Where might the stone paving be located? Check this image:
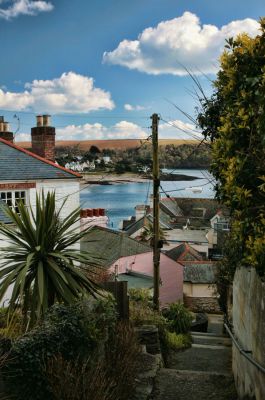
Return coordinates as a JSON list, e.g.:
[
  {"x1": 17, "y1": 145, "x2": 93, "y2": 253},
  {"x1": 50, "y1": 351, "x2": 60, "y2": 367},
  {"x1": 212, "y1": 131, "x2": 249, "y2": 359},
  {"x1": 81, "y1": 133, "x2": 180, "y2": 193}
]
[{"x1": 151, "y1": 317, "x2": 238, "y2": 400}]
